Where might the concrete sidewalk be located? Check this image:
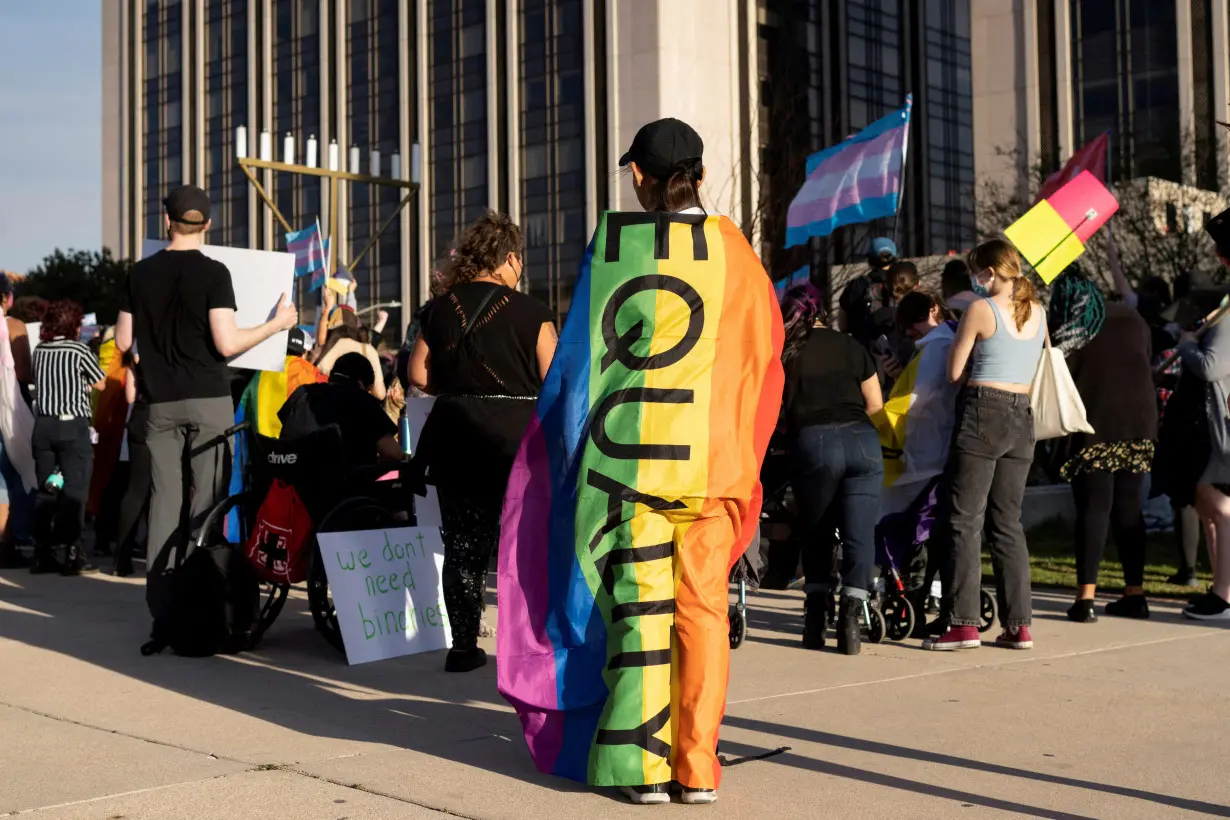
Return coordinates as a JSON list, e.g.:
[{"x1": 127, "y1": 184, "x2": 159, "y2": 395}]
[{"x1": 2, "y1": 569, "x2": 1229, "y2": 819}]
